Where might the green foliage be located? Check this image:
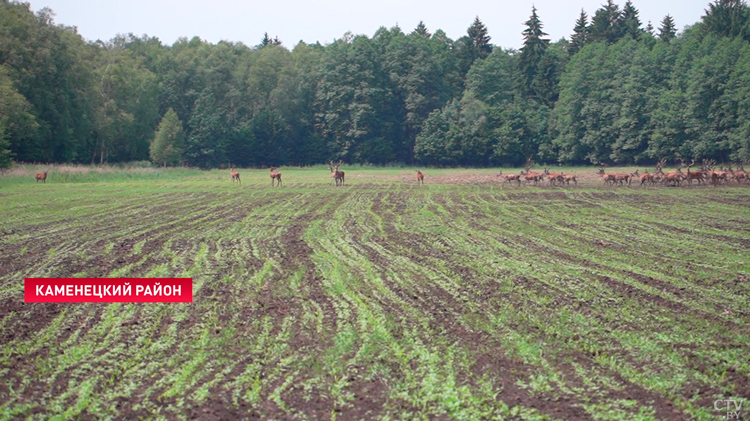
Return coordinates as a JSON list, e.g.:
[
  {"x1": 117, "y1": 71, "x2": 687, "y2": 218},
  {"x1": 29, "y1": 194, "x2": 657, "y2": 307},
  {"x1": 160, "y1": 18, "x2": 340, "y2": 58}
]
[
  {"x1": 0, "y1": 121, "x2": 13, "y2": 171},
  {"x1": 150, "y1": 109, "x2": 185, "y2": 166},
  {"x1": 519, "y1": 6, "x2": 551, "y2": 101},
  {"x1": 658, "y1": 14, "x2": 678, "y2": 43},
  {"x1": 701, "y1": 0, "x2": 750, "y2": 40},
  {"x1": 569, "y1": 10, "x2": 590, "y2": 55},
  {"x1": 1, "y1": 0, "x2": 750, "y2": 167}
]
